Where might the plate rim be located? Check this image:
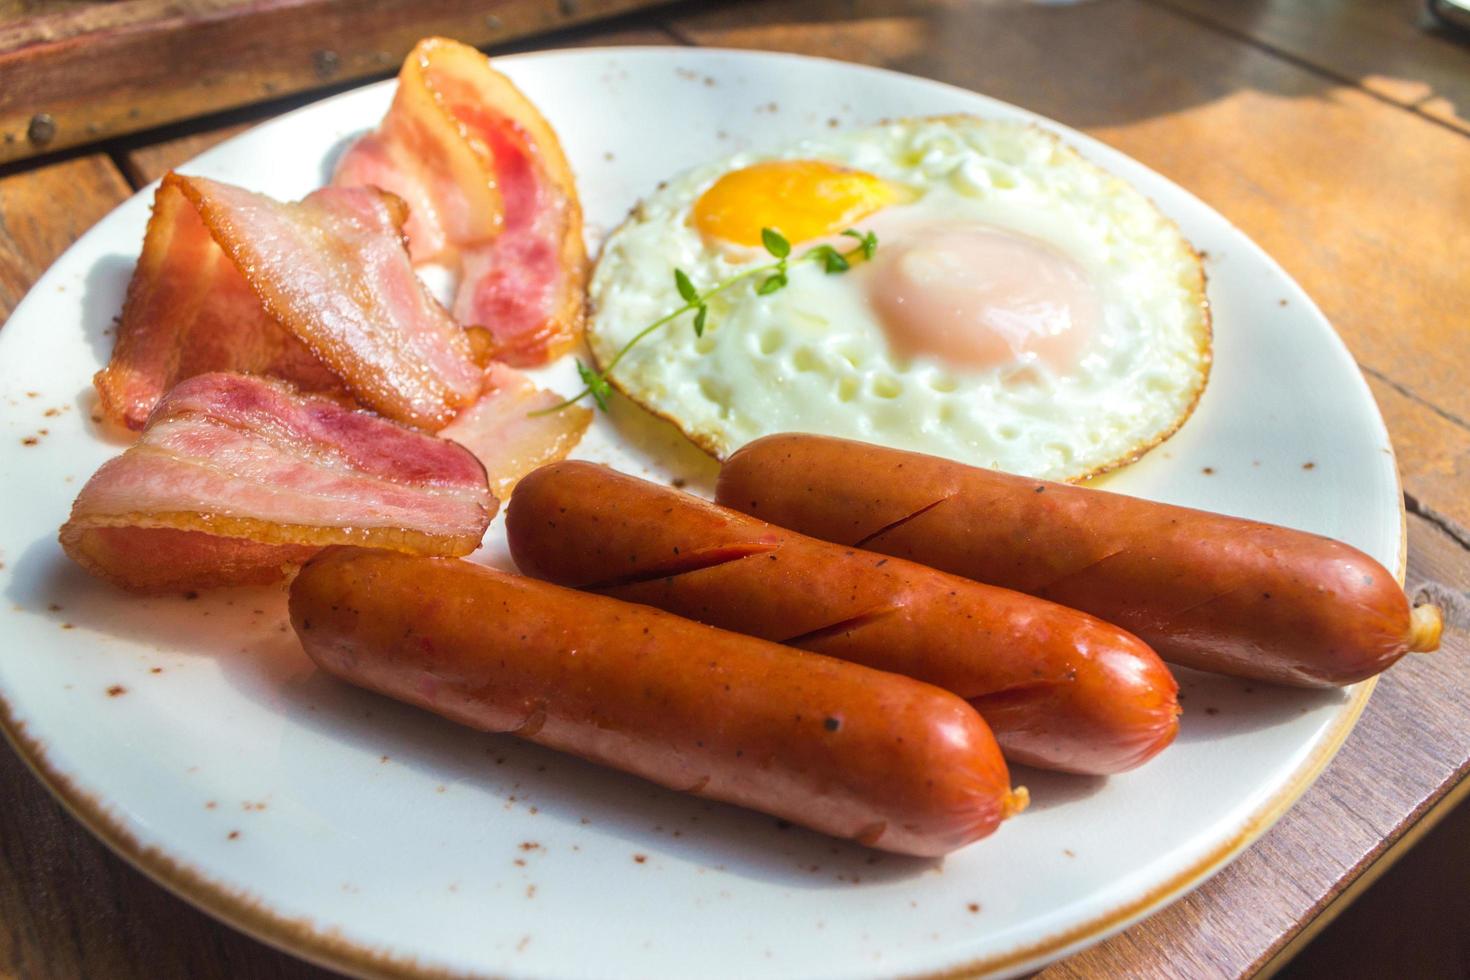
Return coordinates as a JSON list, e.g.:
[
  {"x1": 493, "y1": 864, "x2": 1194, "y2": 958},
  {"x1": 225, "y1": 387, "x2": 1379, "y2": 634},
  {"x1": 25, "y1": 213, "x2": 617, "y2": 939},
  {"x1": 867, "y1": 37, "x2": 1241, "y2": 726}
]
[{"x1": 0, "y1": 44, "x2": 1404, "y2": 979}]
